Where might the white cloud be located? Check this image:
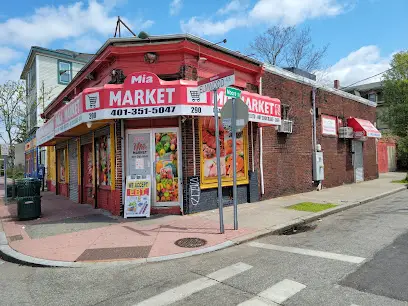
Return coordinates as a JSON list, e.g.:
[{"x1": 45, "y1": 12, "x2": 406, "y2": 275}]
[
  {"x1": 181, "y1": 0, "x2": 344, "y2": 36},
  {"x1": 316, "y1": 46, "x2": 391, "y2": 87},
  {"x1": 217, "y1": 0, "x2": 249, "y2": 15},
  {"x1": 170, "y1": 0, "x2": 182, "y2": 16},
  {"x1": 64, "y1": 36, "x2": 102, "y2": 54},
  {"x1": 0, "y1": 1, "x2": 153, "y2": 48},
  {"x1": 181, "y1": 16, "x2": 248, "y2": 36},
  {"x1": 0, "y1": 47, "x2": 22, "y2": 64},
  {"x1": 0, "y1": 63, "x2": 24, "y2": 84},
  {"x1": 249, "y1": 0, "x2": 343, "y2": 25}
]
